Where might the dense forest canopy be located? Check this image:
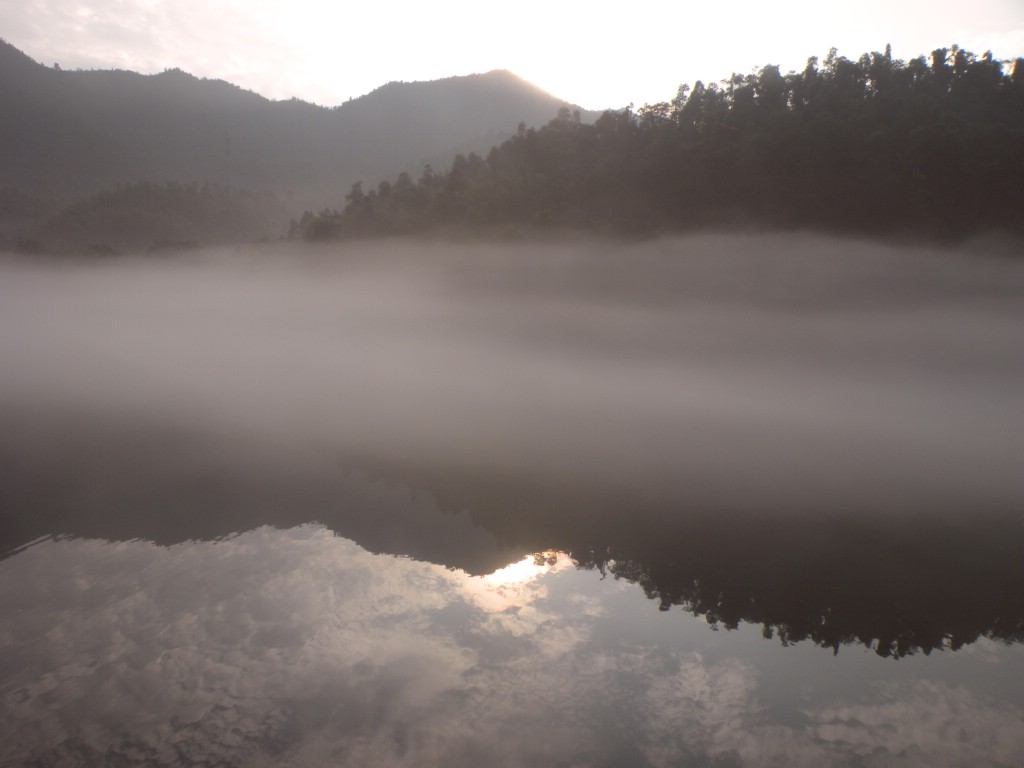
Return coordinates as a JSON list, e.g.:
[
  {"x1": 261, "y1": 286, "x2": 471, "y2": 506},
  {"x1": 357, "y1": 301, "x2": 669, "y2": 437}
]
[{"x1": 294, "y1": 45, "x2": 1024, "y2": 242}]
